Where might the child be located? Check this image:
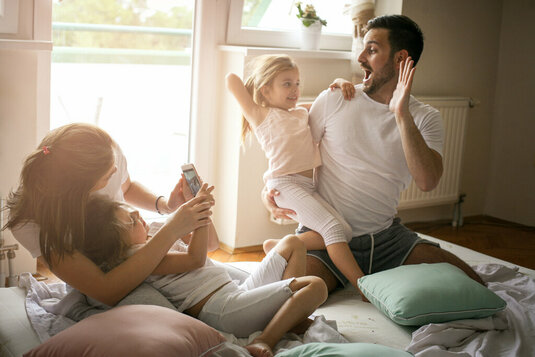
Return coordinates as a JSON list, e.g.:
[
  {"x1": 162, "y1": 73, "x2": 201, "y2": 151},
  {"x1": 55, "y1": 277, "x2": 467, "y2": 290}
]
[
  {"x1": 82, "y1": 188, "x2": 328, "y2": 357},
  {"x1": 226, "y1": 55, "x2": 352, "y2": 254}
]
